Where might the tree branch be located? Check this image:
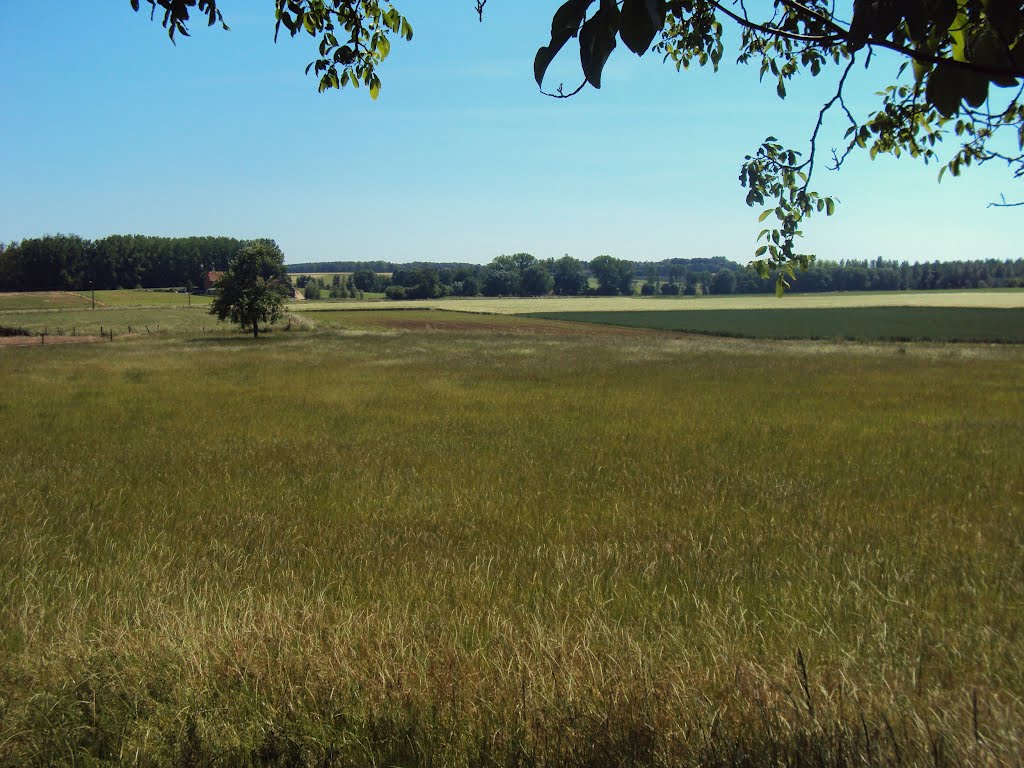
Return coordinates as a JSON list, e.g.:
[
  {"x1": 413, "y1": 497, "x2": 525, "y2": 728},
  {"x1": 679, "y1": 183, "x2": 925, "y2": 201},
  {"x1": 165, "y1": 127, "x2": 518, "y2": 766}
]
[
  {"x1": 719, "y1": 0, "x2": 1024, "y2": 80},
  {"x1": 541, "y1": 80, "x2": 588, "y2": 99},
  {"x1": 987, "y1": 194, "x2": 1024, "y2": 207},
  {"x1": 711, "y1": 1, "x2": 839, "y2": 44}
]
